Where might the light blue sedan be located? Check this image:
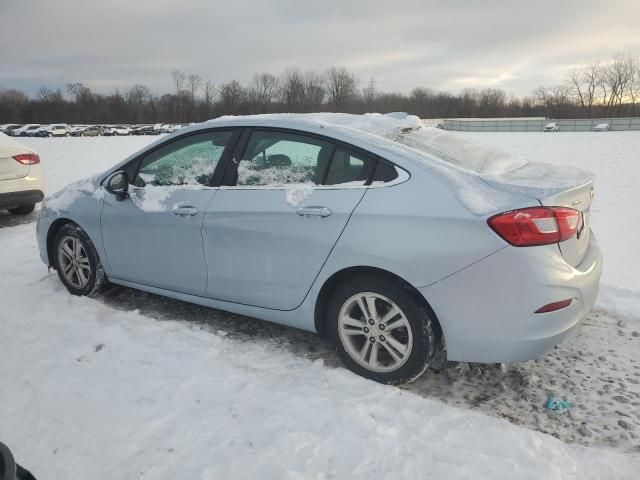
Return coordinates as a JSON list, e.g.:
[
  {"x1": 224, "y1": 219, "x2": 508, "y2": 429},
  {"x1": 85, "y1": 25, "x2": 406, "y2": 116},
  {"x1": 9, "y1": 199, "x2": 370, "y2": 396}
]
[{"x1": 36, "y1": 114, "x2": 602, "y2": 384}]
